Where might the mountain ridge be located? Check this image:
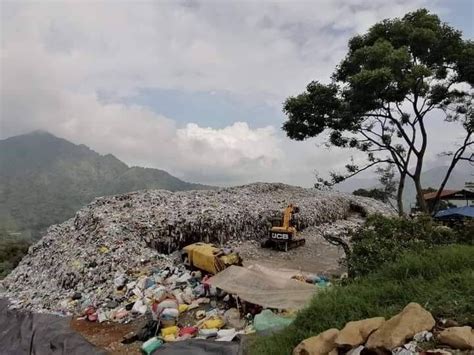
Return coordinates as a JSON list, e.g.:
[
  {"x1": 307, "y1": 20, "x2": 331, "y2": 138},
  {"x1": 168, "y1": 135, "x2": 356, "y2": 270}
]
[{"x1": 0, "y1": 131, "x2": 213, "y2": 240}]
